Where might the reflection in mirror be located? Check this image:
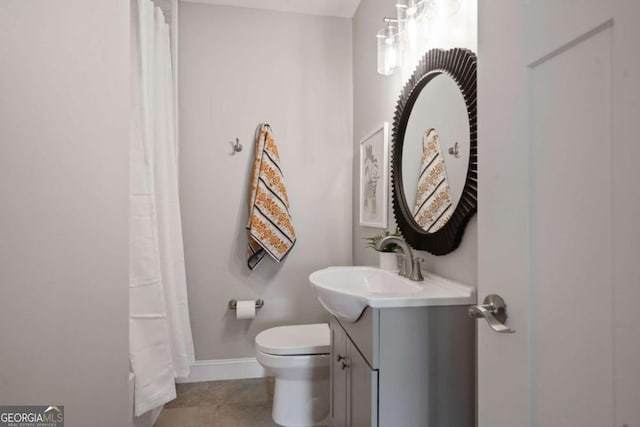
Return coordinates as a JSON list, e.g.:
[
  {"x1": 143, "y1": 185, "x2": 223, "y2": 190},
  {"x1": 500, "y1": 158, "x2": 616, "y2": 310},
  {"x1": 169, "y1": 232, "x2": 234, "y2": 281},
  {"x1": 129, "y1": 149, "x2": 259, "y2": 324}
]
[
  {"x1": 391, "y1": 48, "x2": 477, "y2": 255},
  {"x1": 401, "y1": 73, "x2": 470, "y2": 233}
]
